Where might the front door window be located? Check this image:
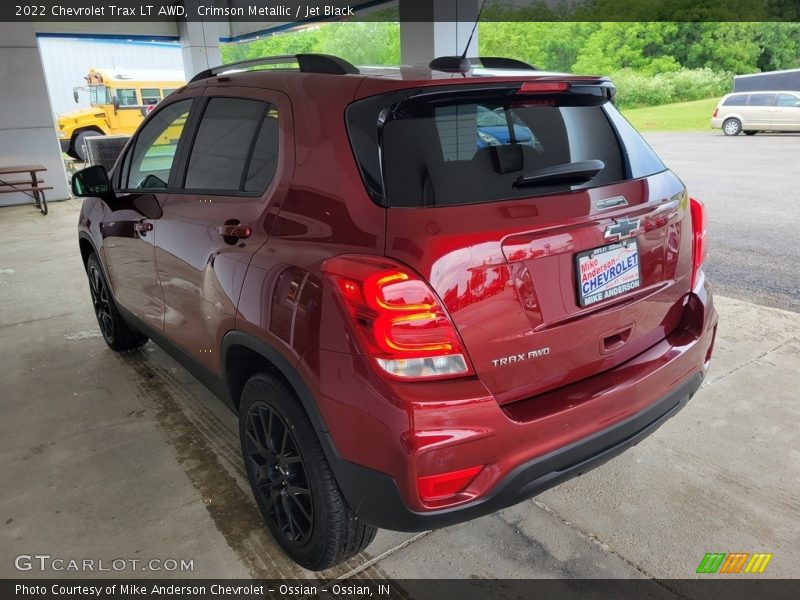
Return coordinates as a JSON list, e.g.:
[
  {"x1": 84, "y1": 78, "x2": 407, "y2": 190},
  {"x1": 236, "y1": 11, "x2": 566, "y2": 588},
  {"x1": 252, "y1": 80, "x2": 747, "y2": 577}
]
[{"x1": 124, "y1": 99, "x2": 192, "y2": 190}]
